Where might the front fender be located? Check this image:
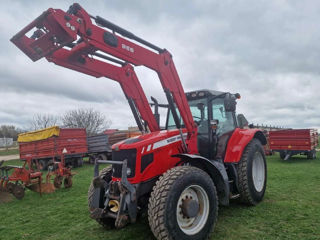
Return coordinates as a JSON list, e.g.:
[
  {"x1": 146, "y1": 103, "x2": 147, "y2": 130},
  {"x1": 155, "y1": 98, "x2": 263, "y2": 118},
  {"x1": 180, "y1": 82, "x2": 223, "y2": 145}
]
[
  {"x1": 224, "y1": 128, "x2": 267, "y2": 163},
  {"x1": 174, "y1": 154, "x2": 230, "y2": 206}
]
